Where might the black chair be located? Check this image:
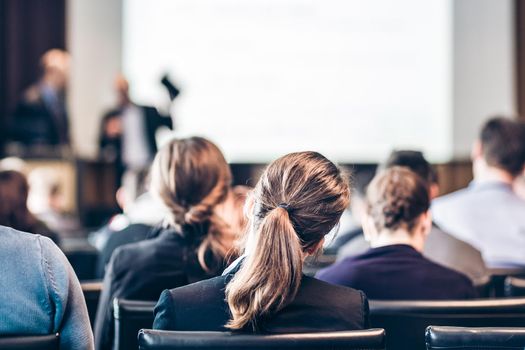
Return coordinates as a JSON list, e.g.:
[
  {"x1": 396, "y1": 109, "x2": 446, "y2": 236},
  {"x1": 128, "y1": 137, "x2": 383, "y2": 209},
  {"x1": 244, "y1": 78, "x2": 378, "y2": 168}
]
[
  {"x1": 81, "y1": 280, "x2": 103, "y2": 328},
  {"x1": 487, "y1": 268, "x2": 525, "y2": 297},
  {"x1": 370, "y1": 298, "x2": 525, "y2": 350},
  {"x1": 64, "y1": 245, "x2": 99, "y2": 281},
  {"x1": 138, "y1": 329, "x2": 386, "y2": 350},
  {"x1": 504, "y1": 277, "x2": 525, "y2": 297},
  {"x1": 0, "y1": 334, "x2": 59, "y2": 350},
  {"x1": 426, "y1": 326, "x2": 525, "y2": 350},
  {"x1": 113, "y1": 299, "x2": 156, "y2": 350}
]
